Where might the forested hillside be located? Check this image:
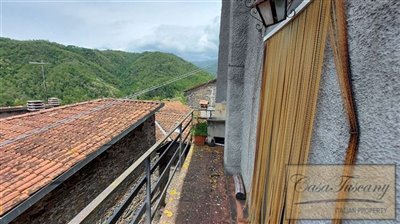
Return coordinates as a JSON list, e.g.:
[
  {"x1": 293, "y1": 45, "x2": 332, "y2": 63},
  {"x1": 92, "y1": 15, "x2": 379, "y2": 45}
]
[
  {"x1": 0, "y1": 38, "x2": 213, "y2": 106},
  {"x1": 192, "y1": 60, "x2": 218, "y2": 76}
]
